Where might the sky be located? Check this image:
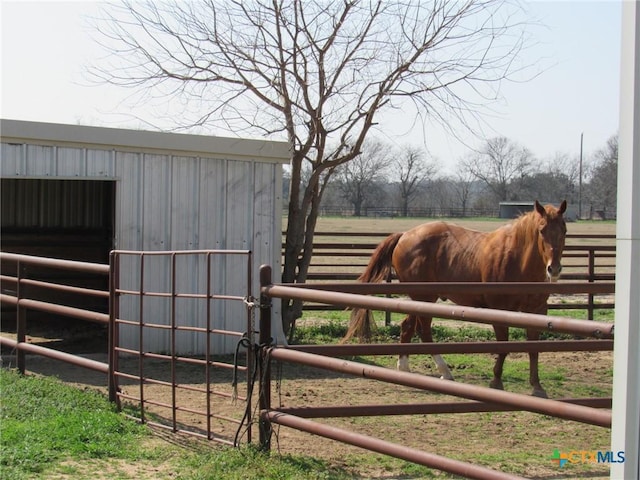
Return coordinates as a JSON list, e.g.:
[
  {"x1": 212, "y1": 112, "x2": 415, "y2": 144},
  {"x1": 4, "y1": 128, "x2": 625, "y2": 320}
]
[{"x1": 0, "y1": 1, "x2": 622, "y2": 174}]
